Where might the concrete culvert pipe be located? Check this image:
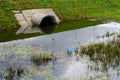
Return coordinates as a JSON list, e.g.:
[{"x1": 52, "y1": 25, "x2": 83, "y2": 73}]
[{"x1": 31, "y1": 13, "x2": 57, "y2": 34}]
